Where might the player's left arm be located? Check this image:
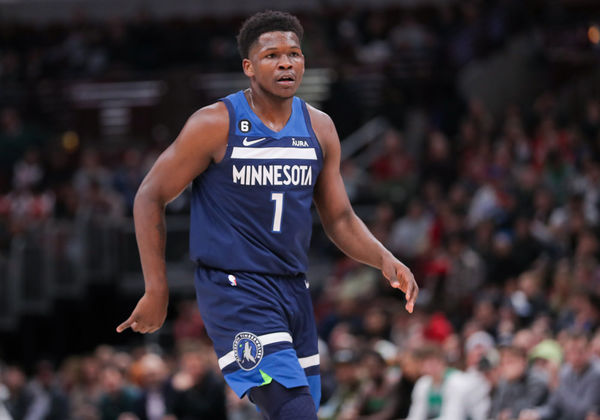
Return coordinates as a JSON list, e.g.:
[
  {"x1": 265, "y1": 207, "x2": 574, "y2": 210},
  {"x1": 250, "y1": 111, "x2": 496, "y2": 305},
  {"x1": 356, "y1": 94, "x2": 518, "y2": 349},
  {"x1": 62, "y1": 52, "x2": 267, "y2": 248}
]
[{"x1": 309, "y1": 106, "x2": 418, "y2": 313}]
